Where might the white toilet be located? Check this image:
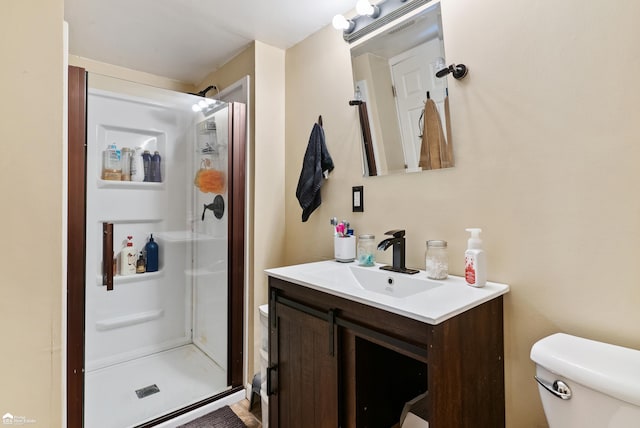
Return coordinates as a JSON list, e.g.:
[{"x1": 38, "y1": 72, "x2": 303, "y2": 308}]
[{"x1": 530, "y1": 333, "x2": 640, "y2": 427}]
